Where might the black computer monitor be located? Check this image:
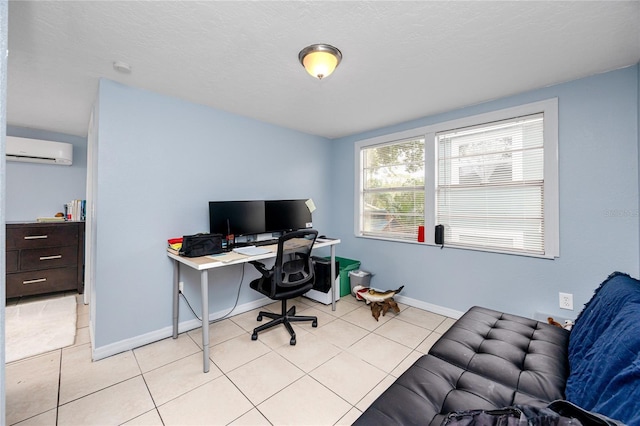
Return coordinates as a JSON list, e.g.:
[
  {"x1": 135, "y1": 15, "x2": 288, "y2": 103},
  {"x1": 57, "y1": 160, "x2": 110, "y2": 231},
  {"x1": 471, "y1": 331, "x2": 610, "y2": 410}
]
[
  {"x1": 265, "y1": 199, "x2": 313, "y2": 233},
  {"x1": 209, "y1": 201, "x2": 266, "y2": 236}
]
